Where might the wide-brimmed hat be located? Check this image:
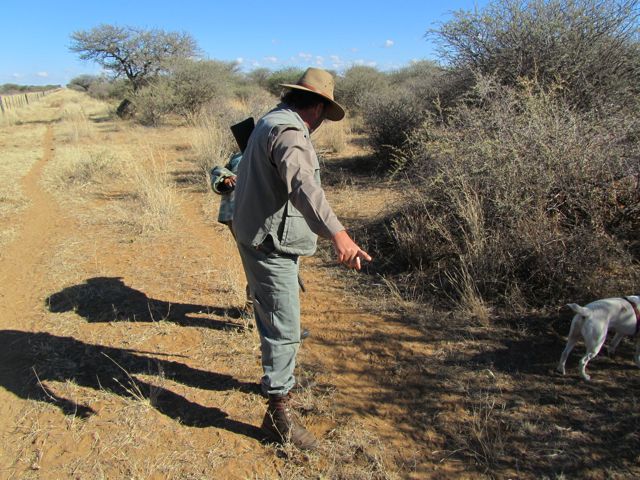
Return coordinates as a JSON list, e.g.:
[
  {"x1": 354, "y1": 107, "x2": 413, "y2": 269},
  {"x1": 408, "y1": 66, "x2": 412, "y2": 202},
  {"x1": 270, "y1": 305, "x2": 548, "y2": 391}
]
[{"x1": 280, "y1": 67, "x2": 345, "y2": 121}]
